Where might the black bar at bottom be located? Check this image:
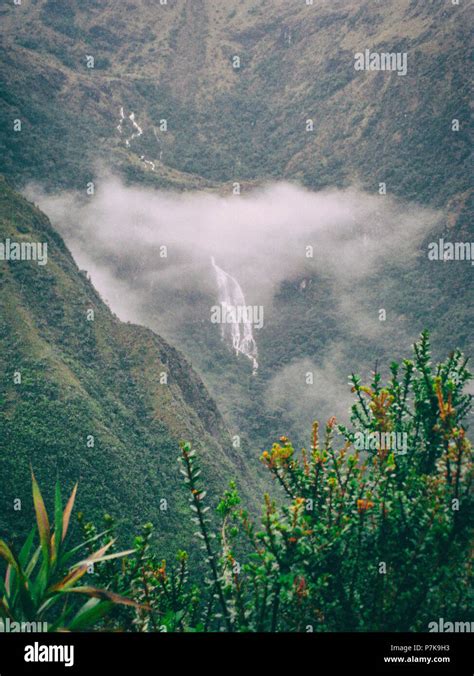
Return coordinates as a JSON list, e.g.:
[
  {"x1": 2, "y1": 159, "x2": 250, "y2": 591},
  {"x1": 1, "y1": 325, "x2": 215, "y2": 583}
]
[{"x1": 0, "y1": 632, "x2": 470, "y2": 675}]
